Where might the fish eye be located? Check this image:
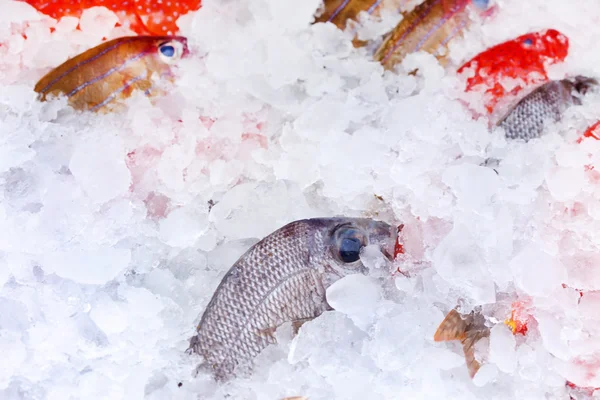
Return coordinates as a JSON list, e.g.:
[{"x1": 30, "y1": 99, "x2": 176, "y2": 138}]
[
  {"x1": 333, "y1": 225, "x2": 366, "y2": 264},
  {"x1": 160, "y1": 45, "x2": 175, "y2": 57},
  {"x1": 339, "y1": 237, "x2": 362, "y2": 263},
  {"x1": 472, "y1": 0, "x2": 489, "y2": 9},
  {"x1": 523, "y1": 38, "x2": 533, "y2": 46},
  {"x1": 158, "y1": 41, "x2": 184, "y2": 64}
]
